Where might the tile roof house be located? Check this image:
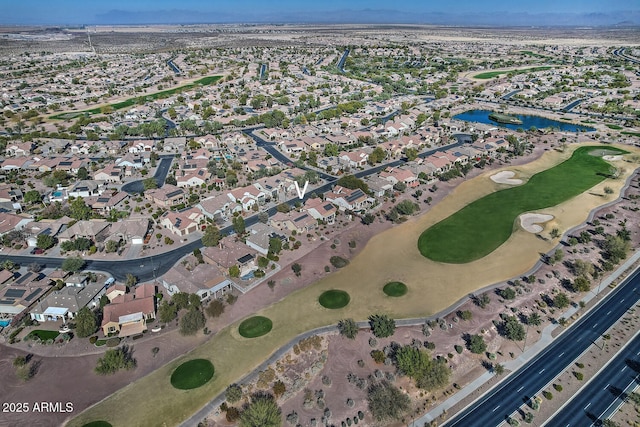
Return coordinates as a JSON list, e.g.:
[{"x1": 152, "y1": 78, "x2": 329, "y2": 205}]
[
  {"x1": 246, "y1": 223, "x2": 286, "y2": 255},
  {"x1": 303, "y1": 197, "x2": 337, "y2": 224},
  {"x1": 57, "y1": 220, "x2": 111, "y2": 243},
  {"x1": 93, "y1": 164, "x2": 124, "y2": 183},
  {"x1": 30, "y1": 281, "x2": 107, "y2": 323},
  {"x1": 271, "y1": 211, "x2": 317, "y2": 234},
  {"x1": 160, "y1": 207, "x2": 203, "y2": 236},
  {"x1": 324, "y1": 186, "x2": 375, "y2": 212},
  {"x1": 145, "y1": 184, "x2": 186, "y2": 208},
  {"x1": 0, "y1": 212, "x2": 32, "y2": 235},
  {"x1": 101, "y1": 283, "x2": 156, "y2": 337}
]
